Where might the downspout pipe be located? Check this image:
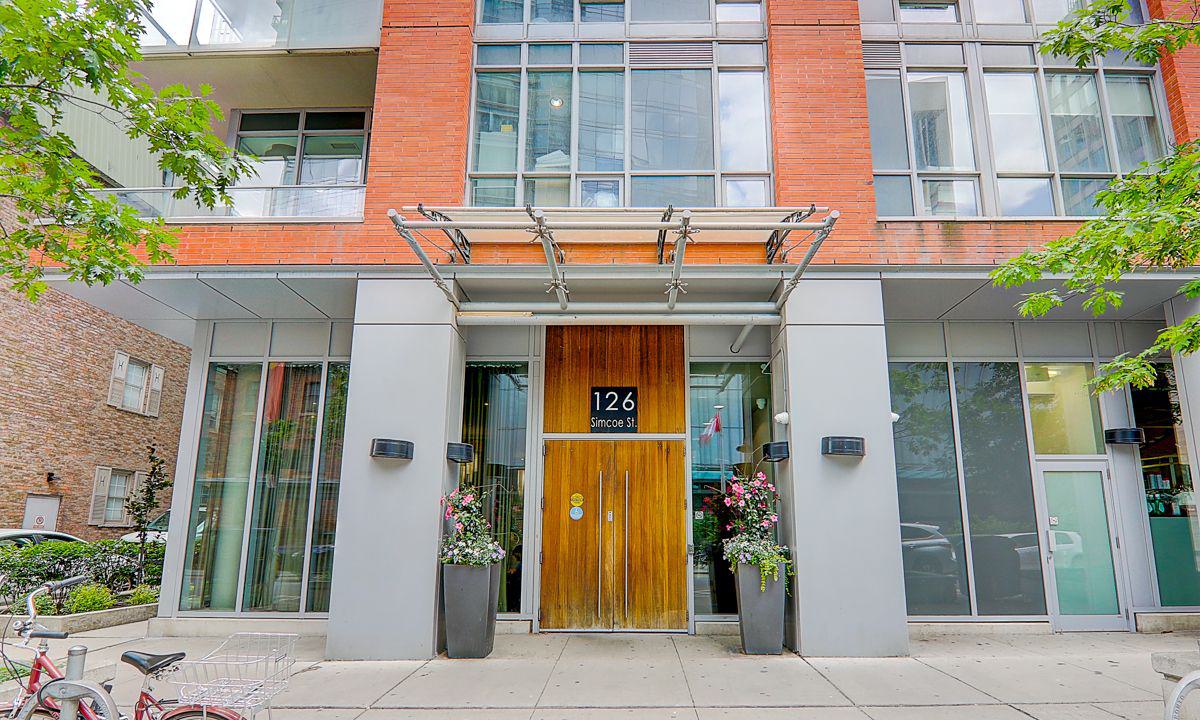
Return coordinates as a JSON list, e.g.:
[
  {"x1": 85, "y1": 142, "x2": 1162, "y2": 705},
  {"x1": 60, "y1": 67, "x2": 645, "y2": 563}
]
[{"x1": 388, "y1": 209, "x2": 462, "y2": 311}]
